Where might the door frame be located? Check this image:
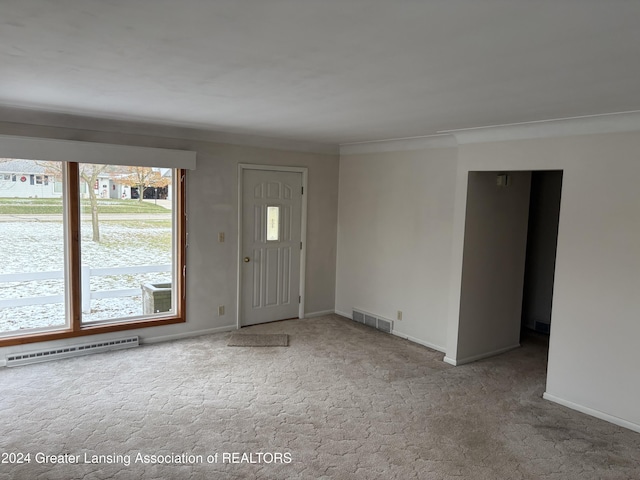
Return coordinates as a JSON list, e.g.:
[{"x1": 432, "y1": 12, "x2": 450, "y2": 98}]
[{"x1": 236, "y1": 164, "x2": 308, "y2": 328}]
